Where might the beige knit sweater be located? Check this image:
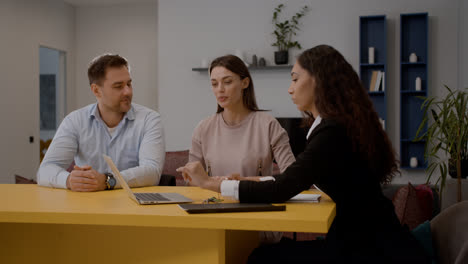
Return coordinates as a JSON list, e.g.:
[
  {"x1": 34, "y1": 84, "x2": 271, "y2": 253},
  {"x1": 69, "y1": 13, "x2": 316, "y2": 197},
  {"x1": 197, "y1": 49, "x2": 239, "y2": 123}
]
[{"x1": 189, "y1": 111, "x2": 295, "y2": 177}]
